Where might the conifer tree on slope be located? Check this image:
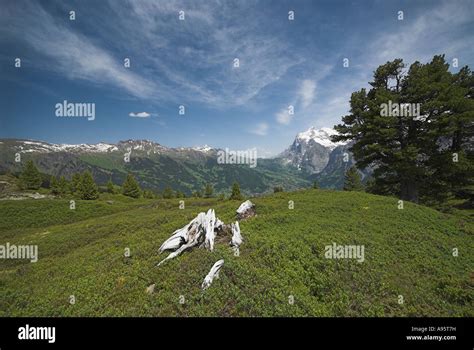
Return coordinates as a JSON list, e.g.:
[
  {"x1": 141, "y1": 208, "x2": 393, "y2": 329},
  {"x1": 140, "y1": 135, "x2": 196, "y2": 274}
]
[
  {"x1": 162, "y1": 186, "x2": 175, "y2": 199},
  {"x1": 333, "y1": 55, "x2": 473, "y2": 204},
  {"x1": 204, "y1": 183, "x2": 214, "y2": 198},
  {"x1": 343, "y1": 166, "x2": 364, "y2": 191},
  {"x1": 50, "y1": 176, "x2": 60, "y2": 195},
  {"x1": 78, "y1": 171, "x2": 99, "y2": 200},
  {"x1": 230, "y1": 181, "x2": 243, "y2": 200},
  {"x1": 71, "y1": 173, "x2": 82, "y2": 194},
  {"x1": 122, "y1": 174, "x2": 141, "y2": 198},
  {"x1": 106, "y1": 179, "x2": 115, "y2": 194},
  {"x1": 20, "y1": 160, "x2": 42, "y2": 190},
  {"x1": 58, "y1": 176, "x2": 69, "y2": 195}
]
